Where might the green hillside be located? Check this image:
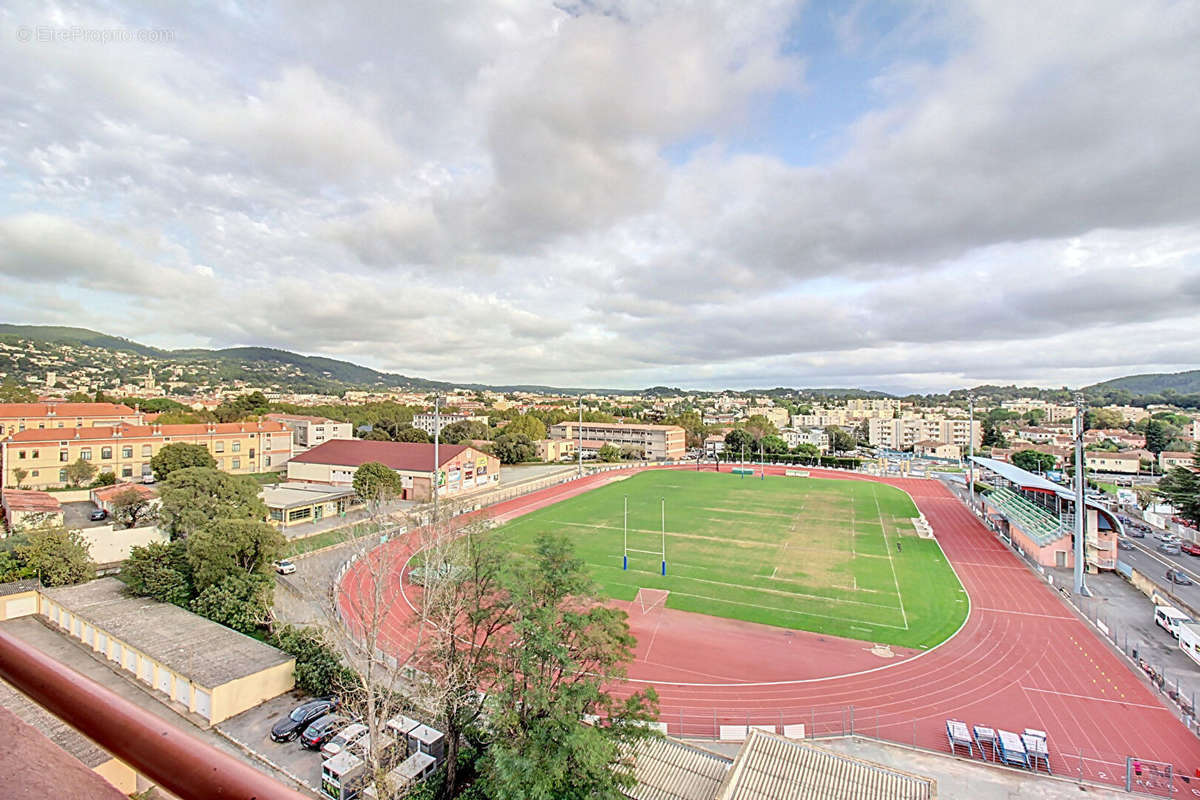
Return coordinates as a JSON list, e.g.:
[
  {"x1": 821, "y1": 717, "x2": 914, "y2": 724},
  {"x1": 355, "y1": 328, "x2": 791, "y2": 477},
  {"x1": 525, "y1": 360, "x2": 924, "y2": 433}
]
[
  {"x1": 0, "y1": 324, "x2": 164, "y2": 356},
  {"x1": 1084, "y1": 370, "x2": 1200, "y2": 396}
]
